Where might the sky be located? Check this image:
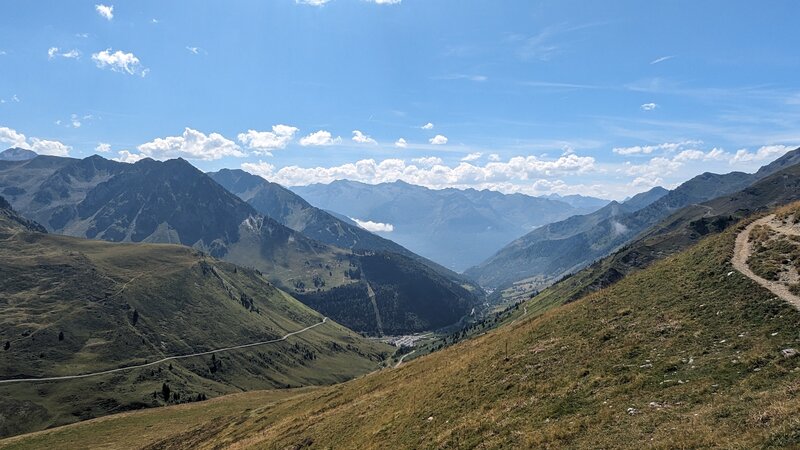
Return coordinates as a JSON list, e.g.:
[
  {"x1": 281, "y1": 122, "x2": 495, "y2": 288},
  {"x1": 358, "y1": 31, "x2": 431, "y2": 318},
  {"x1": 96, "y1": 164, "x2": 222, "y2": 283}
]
[{"x1": 1, "y1": 0, "x2": 799, "y2": 199}]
